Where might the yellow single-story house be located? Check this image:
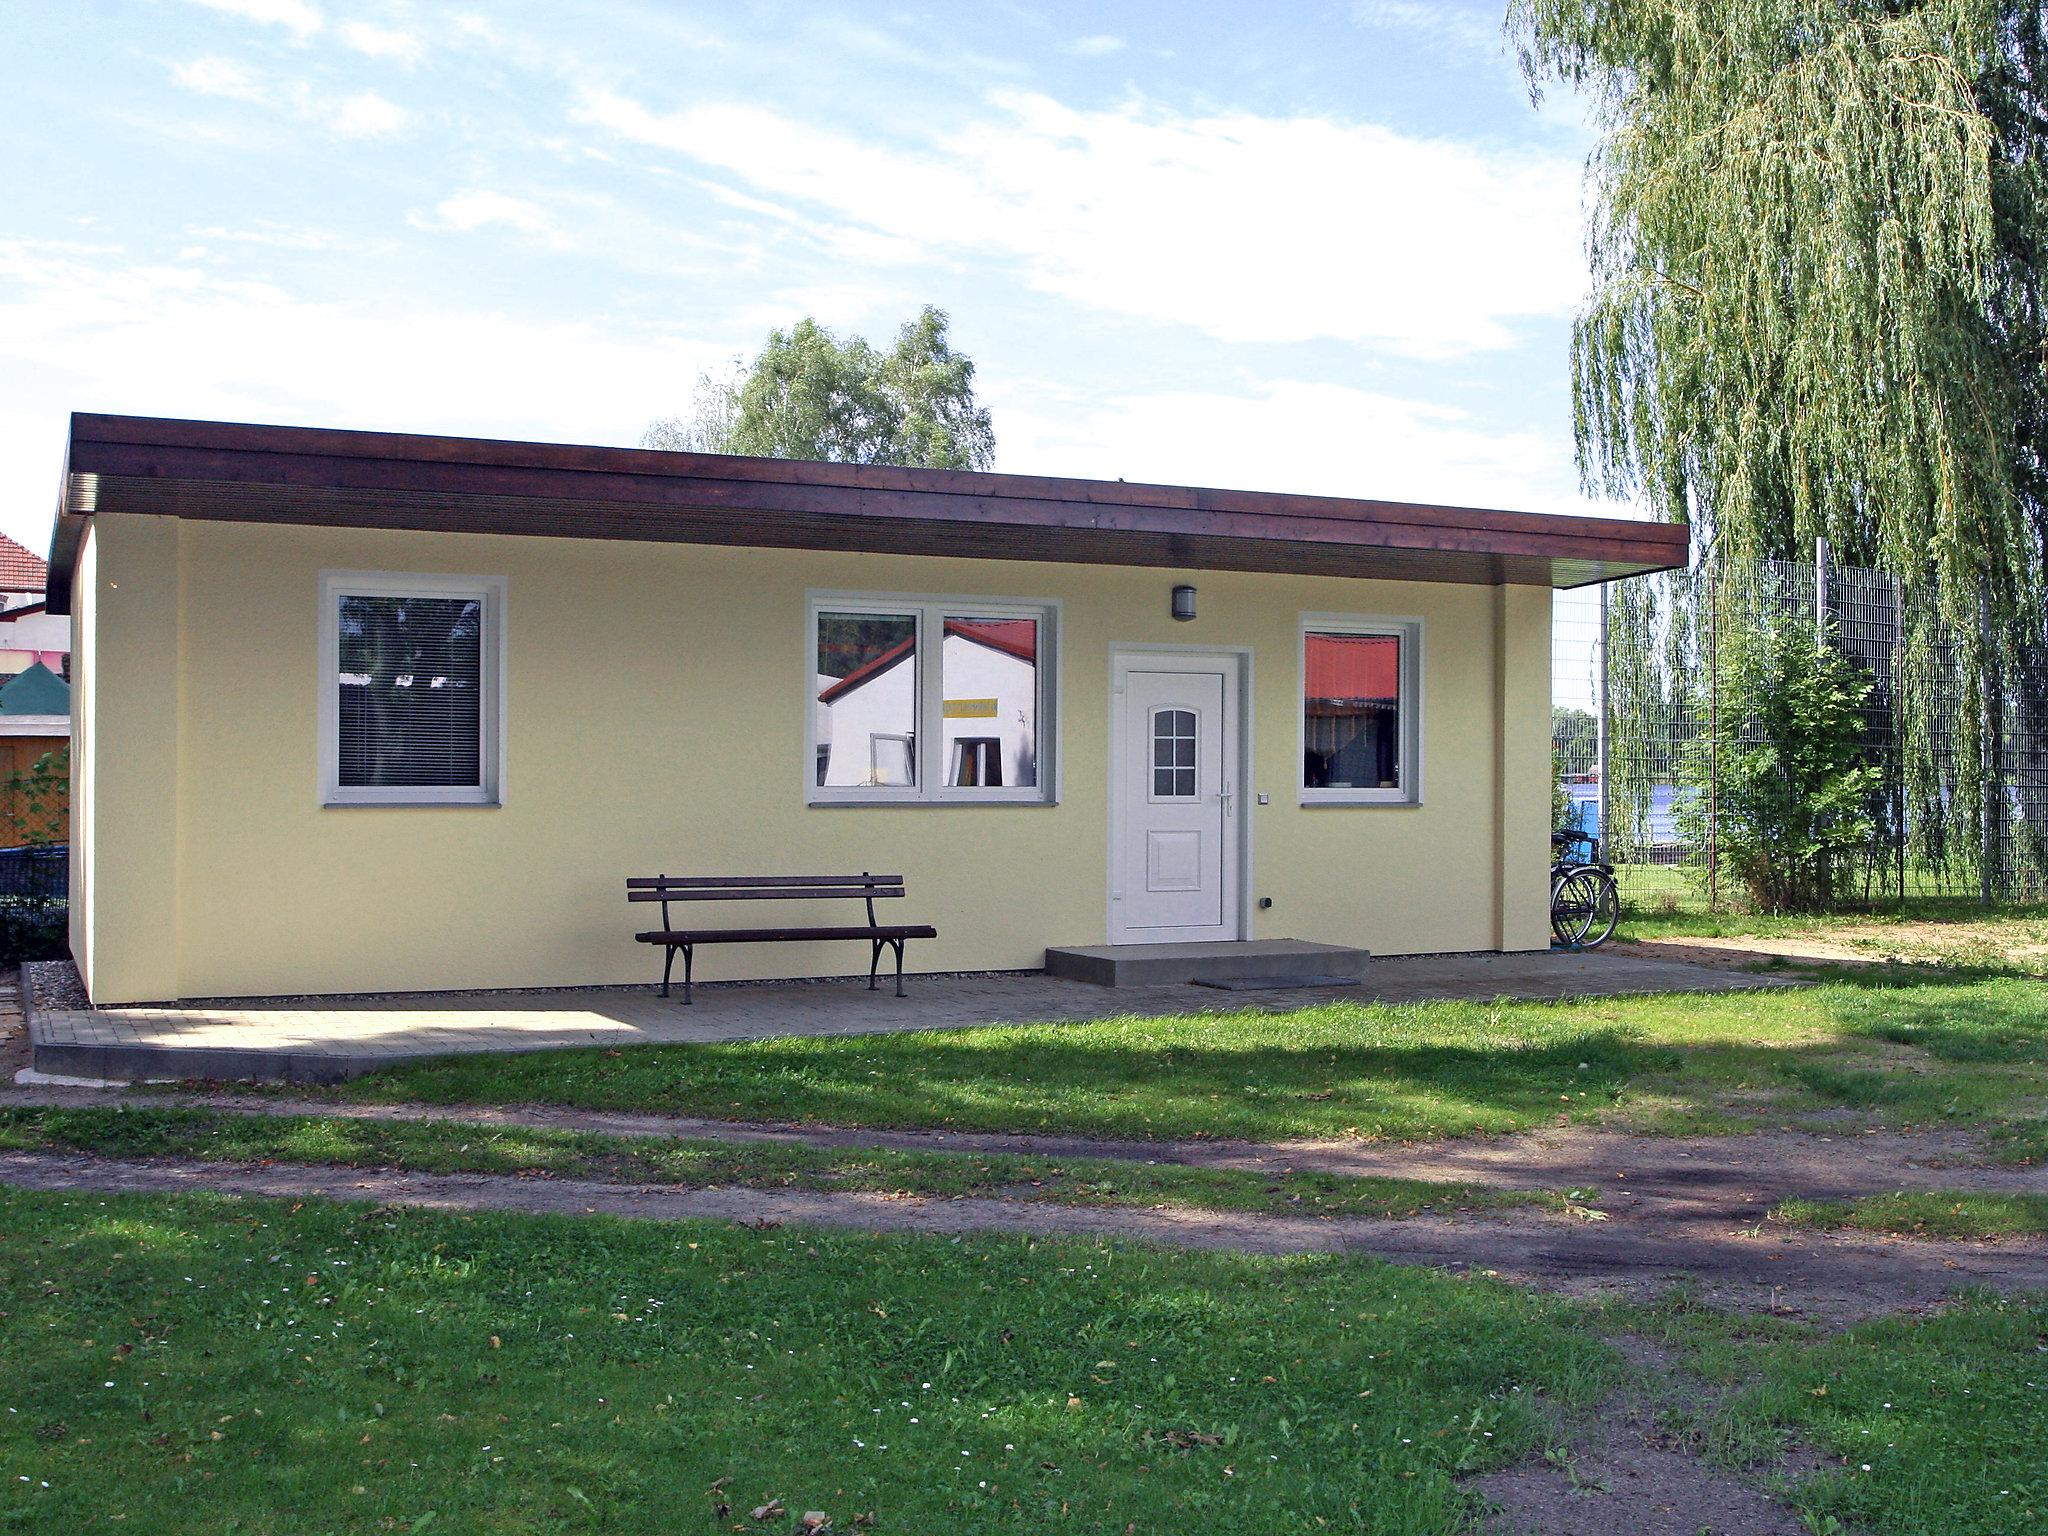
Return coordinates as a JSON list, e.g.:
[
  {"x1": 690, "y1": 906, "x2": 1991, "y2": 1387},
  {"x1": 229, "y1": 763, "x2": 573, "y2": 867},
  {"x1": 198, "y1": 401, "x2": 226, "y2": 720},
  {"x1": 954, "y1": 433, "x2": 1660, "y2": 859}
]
[{"x1": 48, "y1": 413, "x2": 1685, "y2": 1005}]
